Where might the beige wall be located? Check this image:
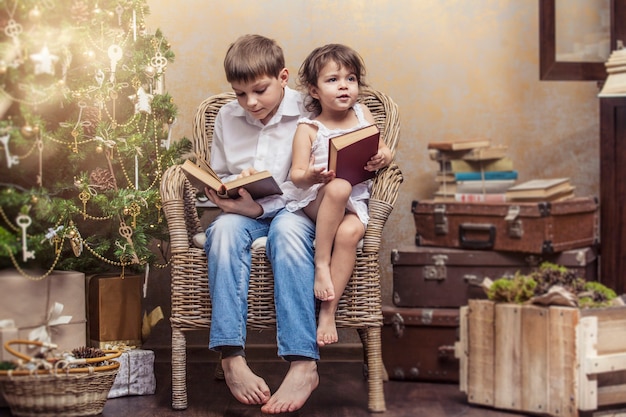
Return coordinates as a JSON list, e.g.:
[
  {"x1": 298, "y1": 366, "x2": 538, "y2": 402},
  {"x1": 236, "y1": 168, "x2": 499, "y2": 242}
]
[{"x1": 147, "y1": 0, "x2": 600, "y2": 306}]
